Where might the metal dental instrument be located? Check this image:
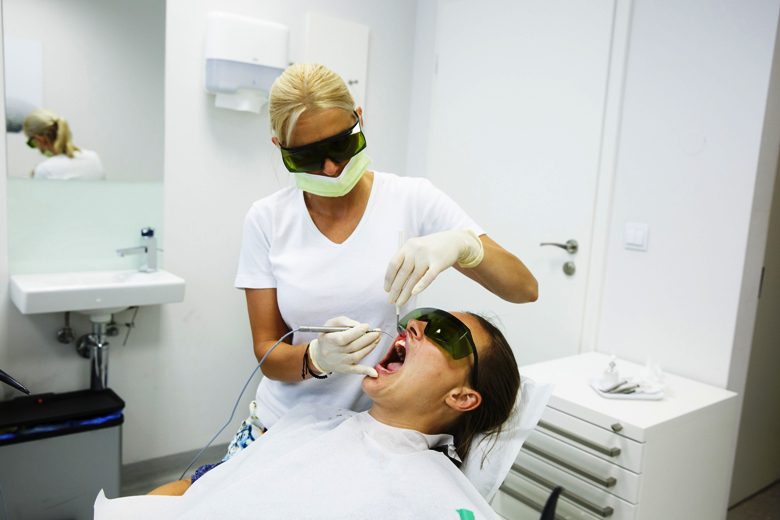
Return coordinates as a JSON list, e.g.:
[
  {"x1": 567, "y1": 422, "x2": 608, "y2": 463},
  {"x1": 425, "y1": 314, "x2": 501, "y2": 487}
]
[
  {"x1": 603, "y1": 379, "x2": 628, "y2": 393},
  {"x1": 613, "y1": 384, "x2": 640, "y2": 394},
  {"x1": 396, "y1": 230, "x2": 406, "y2": 336},
  {"x1": 298, "y1": 326, "x2": 384, "y2": 334},
  {"x1": 0, "y1": 368, "x2": 31, "y2": 395}
]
